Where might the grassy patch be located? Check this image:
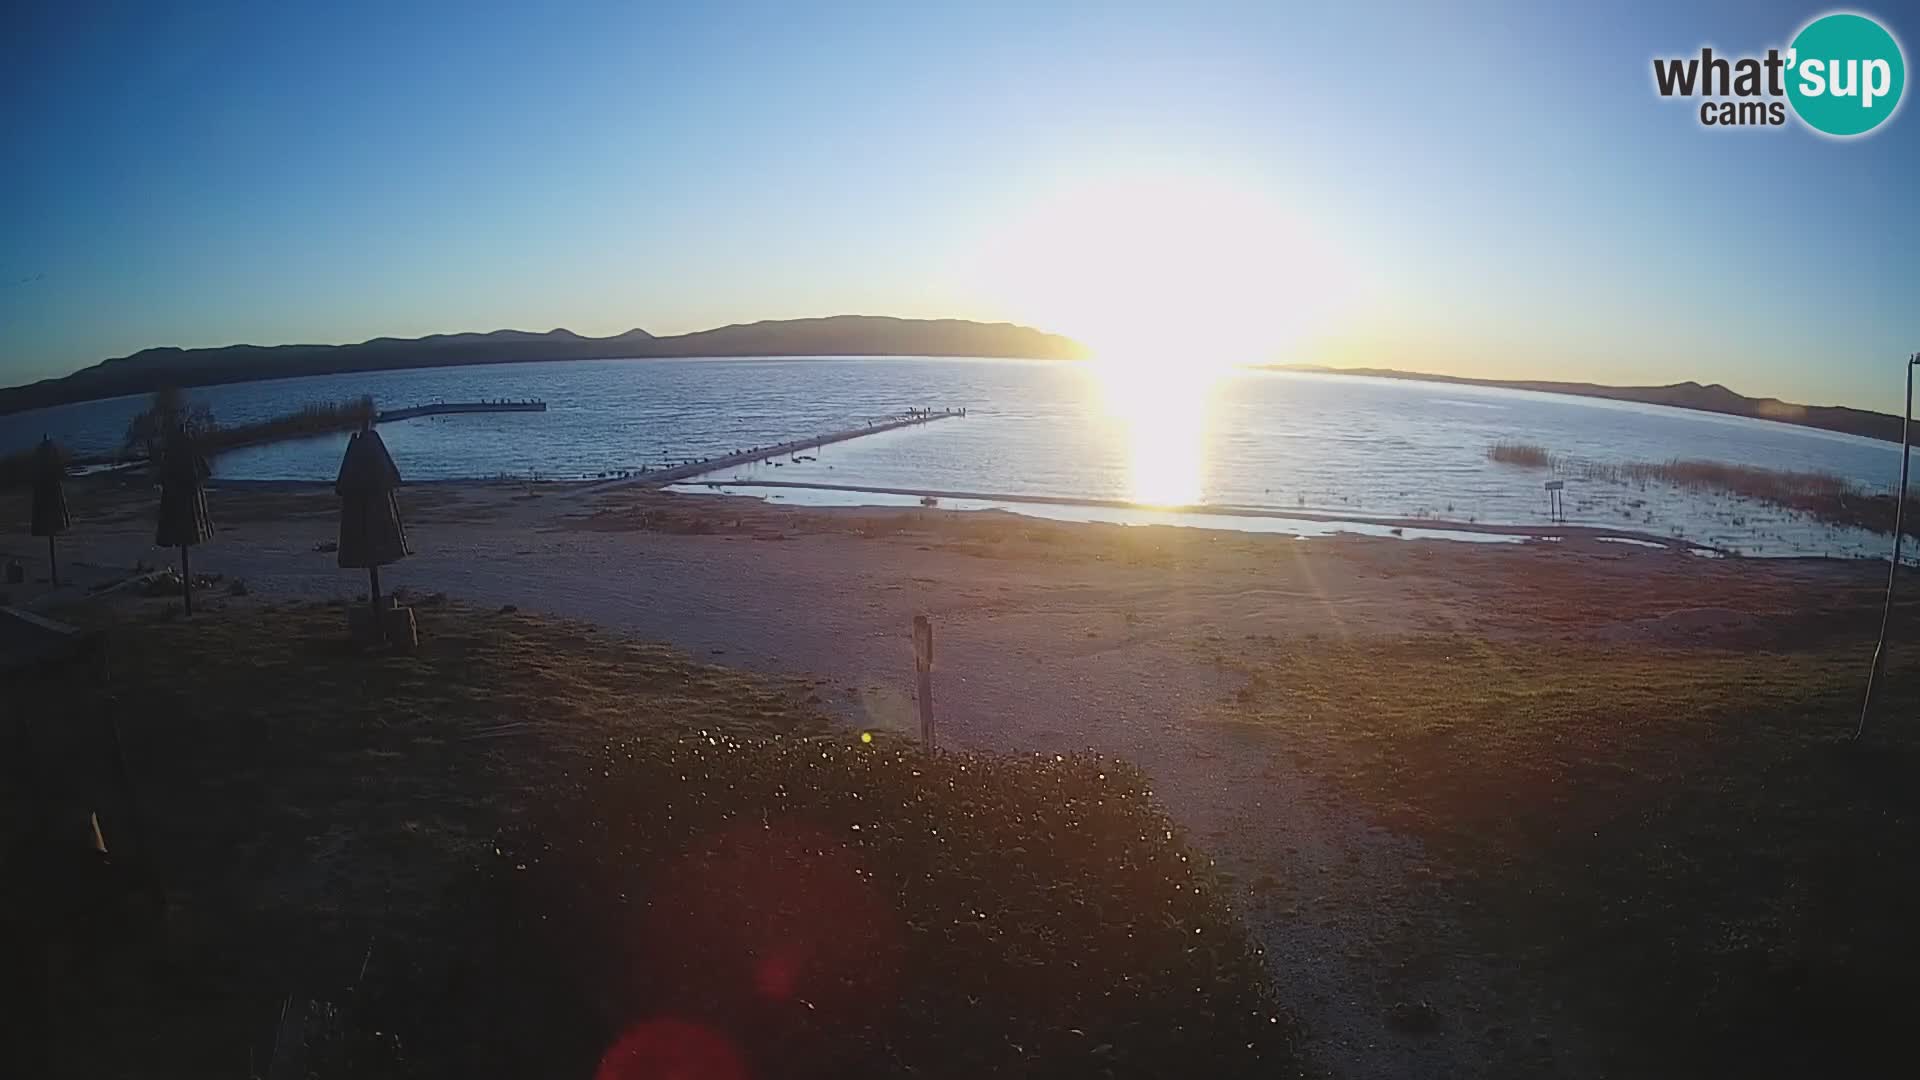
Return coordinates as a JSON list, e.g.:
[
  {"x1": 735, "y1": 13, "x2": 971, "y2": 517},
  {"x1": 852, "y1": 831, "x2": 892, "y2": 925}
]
[
  {"x1": 8, "y1": 600, "x2": 824, "y2": 1075},
  {"x1": 8, "y1": 600, "x2": 1297, "y2": 1077},
  {"x1": 453, "y1": 739, "x2": 1298, "y2": 1078},
  {"x1": 1214, "y1": 634, "x2": 1920, "y2": 1077}
]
